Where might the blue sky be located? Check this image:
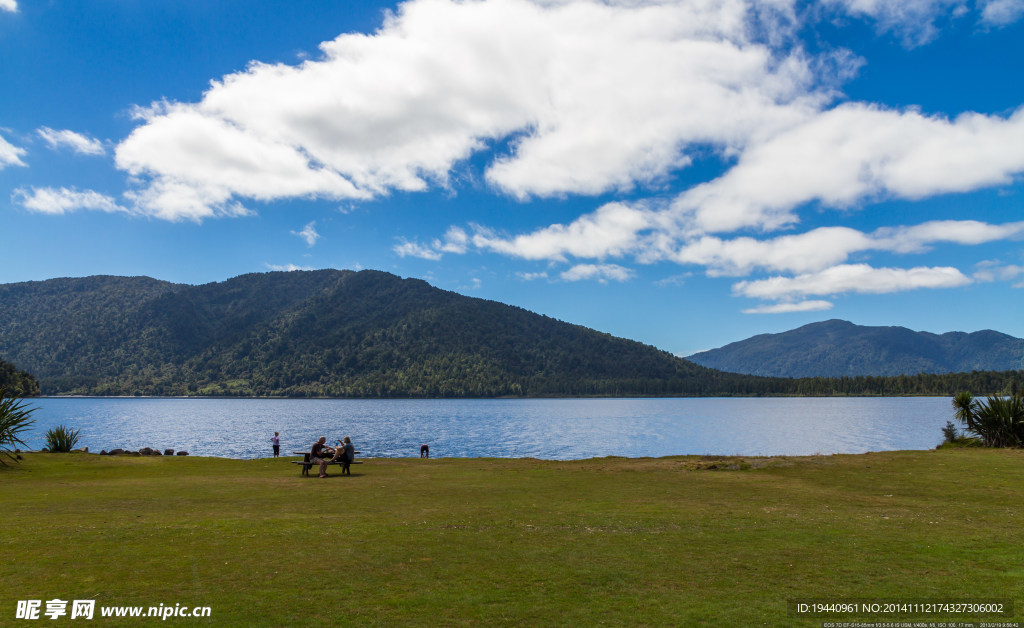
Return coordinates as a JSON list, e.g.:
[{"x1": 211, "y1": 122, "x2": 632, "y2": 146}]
[{"x1": 1, "y1": 0, "x2": 1023, "y2": 357}]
